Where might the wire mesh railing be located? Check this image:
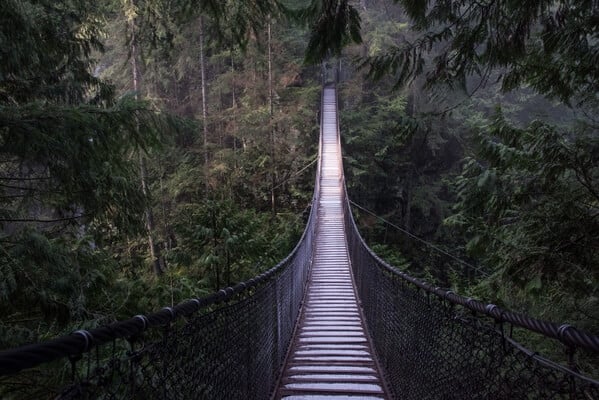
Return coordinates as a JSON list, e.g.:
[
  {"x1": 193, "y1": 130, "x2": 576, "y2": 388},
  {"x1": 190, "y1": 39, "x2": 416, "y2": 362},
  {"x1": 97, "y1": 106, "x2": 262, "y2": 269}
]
[
  {"x1": 4, "y1": 80, "x2": 599, "y2": 400},
  {"x1": 343, "y1": 186, "x2": 599, "y2": 399},
  {"x1": 0, "y1": 213, "x2": 316, "y2": 400},
  {"x1": 314, "y1": 72, "x2": 599, "y2": 399},
  {"x1": 0, "y1": 91, "x2": 326, "y2": 400}
]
